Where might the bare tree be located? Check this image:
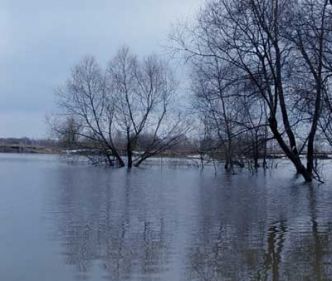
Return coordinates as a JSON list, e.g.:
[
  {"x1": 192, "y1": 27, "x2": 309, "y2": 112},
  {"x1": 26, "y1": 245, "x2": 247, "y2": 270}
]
[
  {"x1": 56, "y1": 56, "x2": 125, "y2": 166},
  {"x1": 52, "y1": 116, "x2": 82, "y2": 150},
  {"x1": 172, "y1": 0, "x2": 332, "y2": 181},
  {"x1": 107, "y1": 47, "x2": 187, "y2": 167},
  {"x1": 54, "y1": 48, "x2": 187, "y2": 168},
  {"x1": 191, "y1": 57, "x2": 269, "y2": 171},
  {"x1": 284, "y1": 0, "x2": 332, "y2": 178}
]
